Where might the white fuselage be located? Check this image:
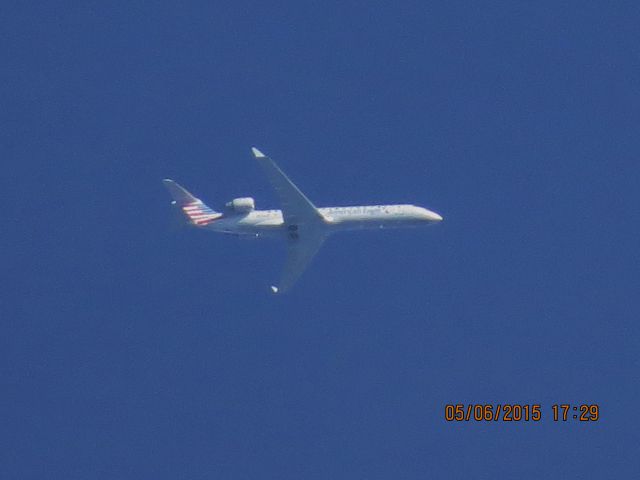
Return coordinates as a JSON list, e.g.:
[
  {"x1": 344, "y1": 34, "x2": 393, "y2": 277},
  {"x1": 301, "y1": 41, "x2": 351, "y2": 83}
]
[
  {"x1": 204, "y1": 204, "x2": 443, "y2": 237},
  {"x1": 163, "y1": 146, "x2": 444, "y2": 293}
]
